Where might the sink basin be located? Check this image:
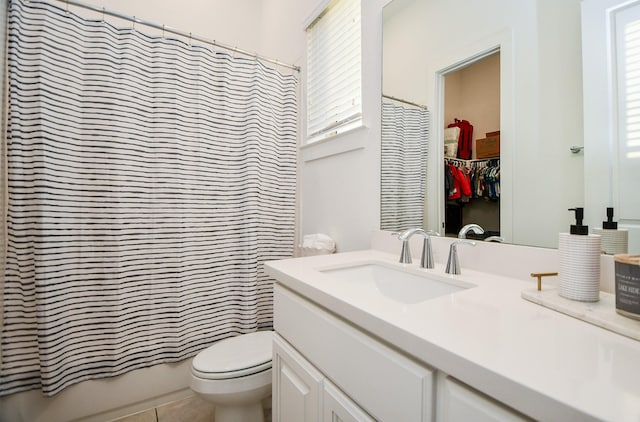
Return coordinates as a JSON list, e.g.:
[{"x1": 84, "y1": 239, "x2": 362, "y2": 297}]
[{"x1": 319, "y1": 263, "x2": 474, "y2": 304}]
